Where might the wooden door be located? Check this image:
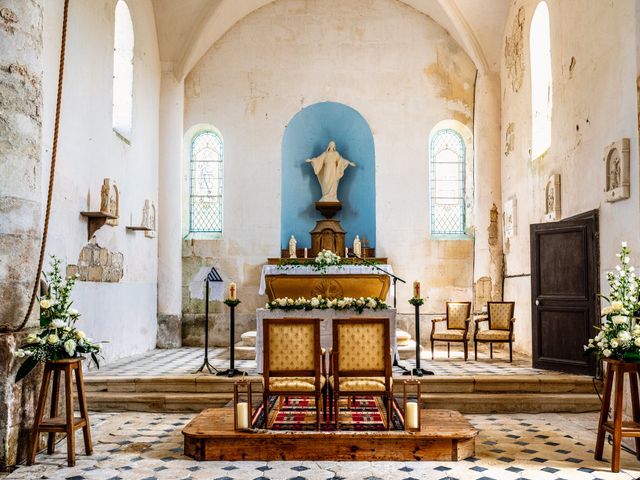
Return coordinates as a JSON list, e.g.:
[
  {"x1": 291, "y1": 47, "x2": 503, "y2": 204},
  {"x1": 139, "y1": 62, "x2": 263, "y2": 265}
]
[{"x1": 530, "y1": 210, "x2": 599, "y2": 375}]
